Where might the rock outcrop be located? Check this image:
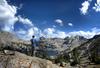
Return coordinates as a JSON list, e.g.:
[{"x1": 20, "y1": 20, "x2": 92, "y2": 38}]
[
  {"x1": 69, "y1": 34, "x2": 100, "y2": 66},
  {"x1": 0, "y1": 50, "x2": 62, "y2": 68},
  {"x1": 63, "y1": 35, "x2": 87, "y2": 51},
  {"x1": 0, "y1": 31, "x2": 32, "y2": 56}
]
